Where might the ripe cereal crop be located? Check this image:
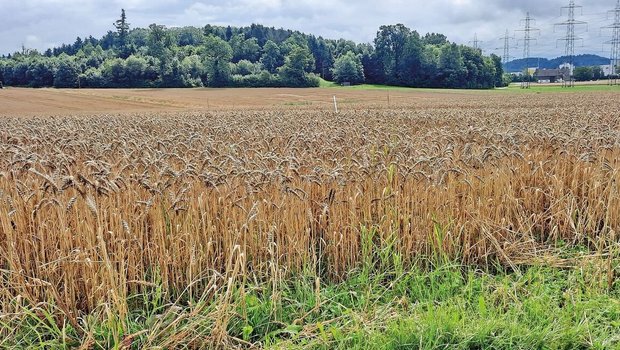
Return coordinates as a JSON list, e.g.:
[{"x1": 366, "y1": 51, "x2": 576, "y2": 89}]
[{"x1": 1, "y1": 90, "x2": 620, "y2": 348}]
